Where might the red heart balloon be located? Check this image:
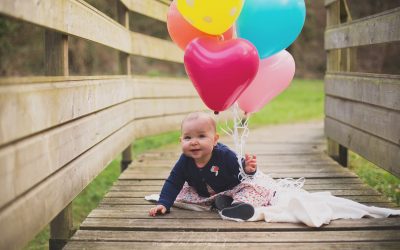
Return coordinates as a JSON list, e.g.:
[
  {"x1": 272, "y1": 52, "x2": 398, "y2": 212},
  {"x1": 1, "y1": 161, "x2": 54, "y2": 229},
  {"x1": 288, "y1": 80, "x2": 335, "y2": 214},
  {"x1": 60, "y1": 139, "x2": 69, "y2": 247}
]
[{"x1": 184, "y1": 37, "x2": 259, "y2": 113}]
